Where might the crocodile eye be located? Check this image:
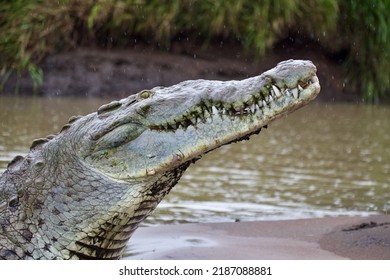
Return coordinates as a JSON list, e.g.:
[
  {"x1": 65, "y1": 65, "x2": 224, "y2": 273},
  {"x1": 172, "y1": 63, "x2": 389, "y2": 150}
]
[{"x1": 138, "y1": 90, "x2": 153, "y2": 99}]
